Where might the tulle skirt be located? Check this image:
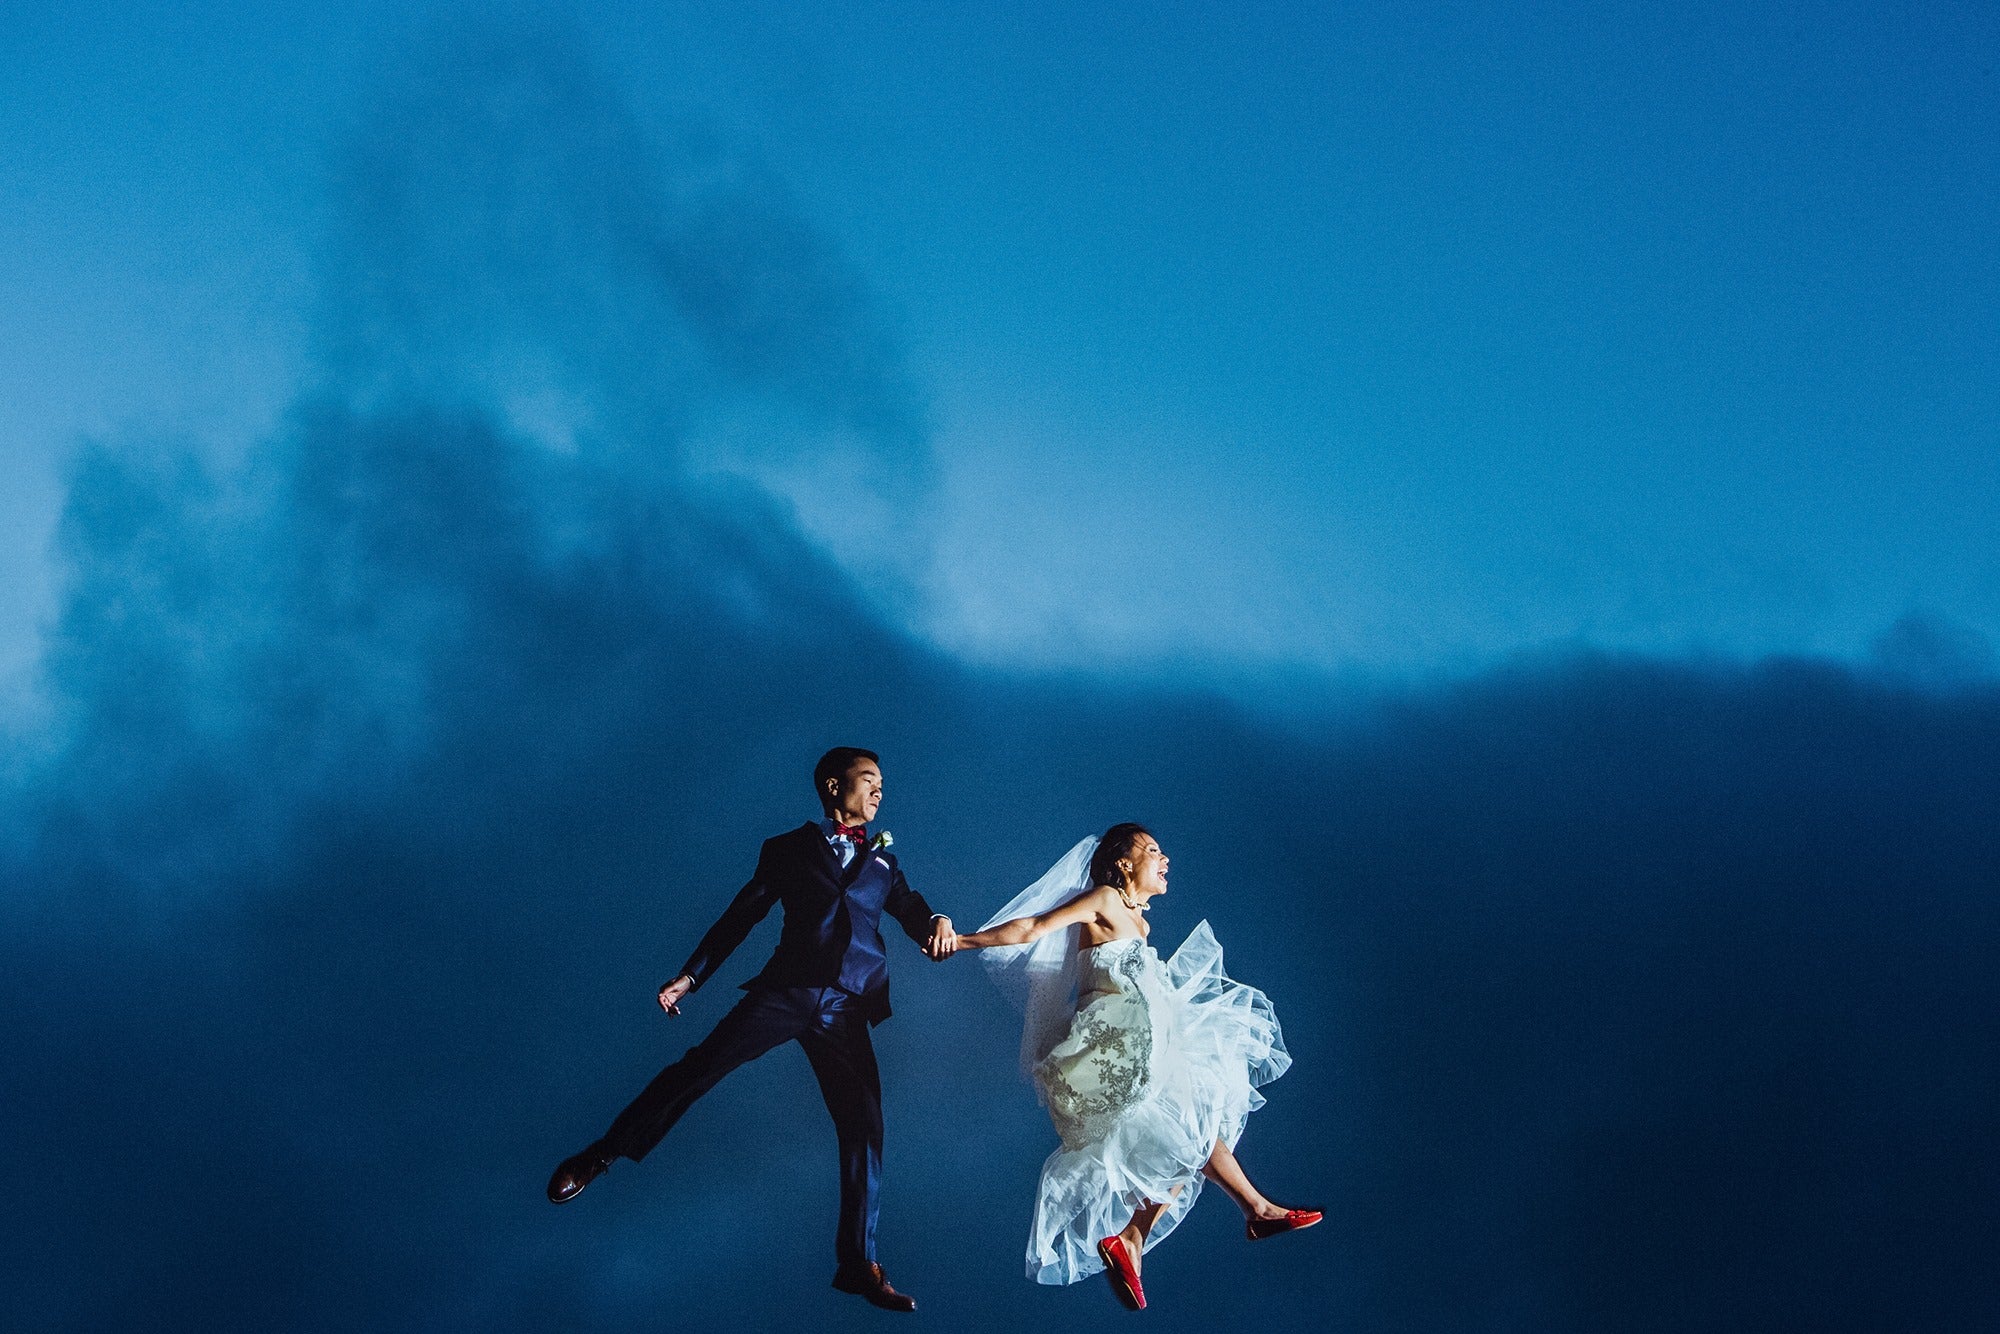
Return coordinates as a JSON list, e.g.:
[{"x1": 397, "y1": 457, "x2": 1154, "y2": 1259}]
[{"x1": 1024, "y1": 922, "x2": 1290, "y2": 1284}]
